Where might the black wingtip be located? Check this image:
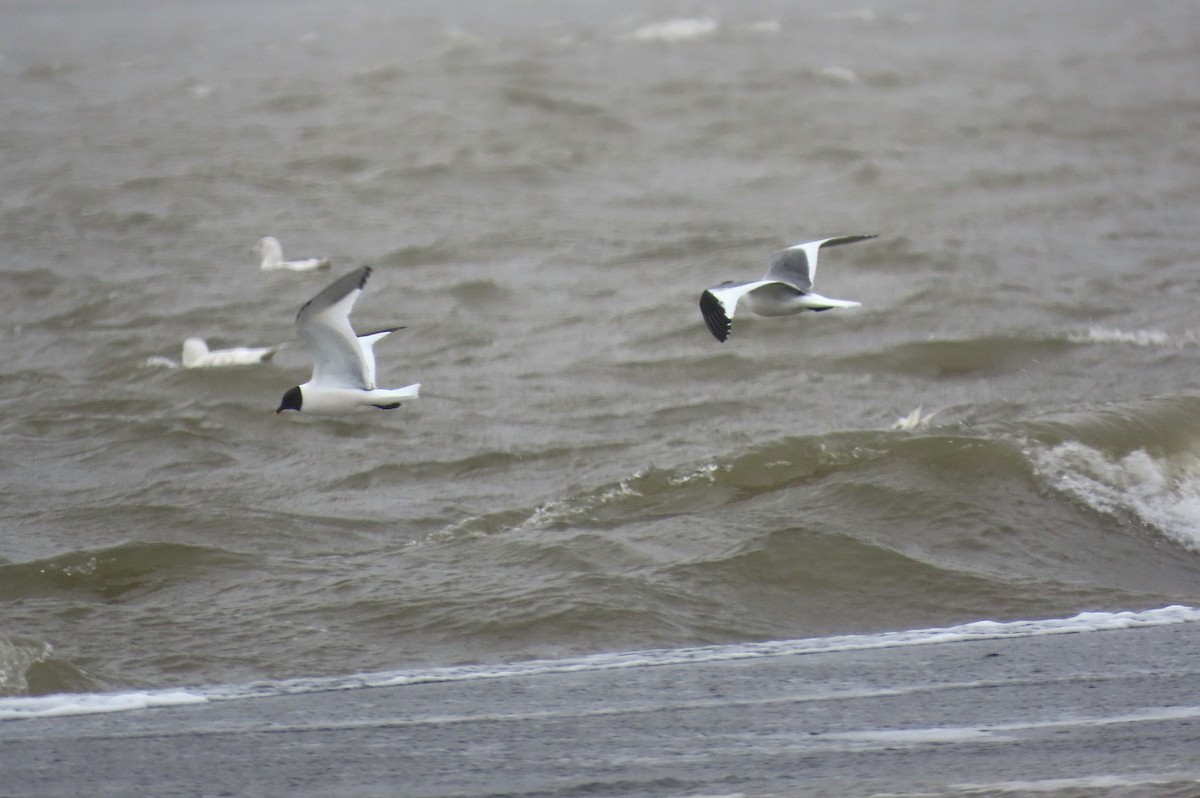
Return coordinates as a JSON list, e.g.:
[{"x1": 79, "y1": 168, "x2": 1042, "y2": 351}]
[
  {"x1": 296, "y1": 265, "x2": 374, "y2": 321},
  {"x1": 359, "y1": 326, "x2": 406, "y2": 338},
  {"x1": 276, "y1": 385, "x2": 302, "y2": 413},
  {"x1": 699, "y1": 290, "x2": 731, "y2": 342},
  {"x1": 823, "y1": 234, "x2": 878, "y2": 248}
]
